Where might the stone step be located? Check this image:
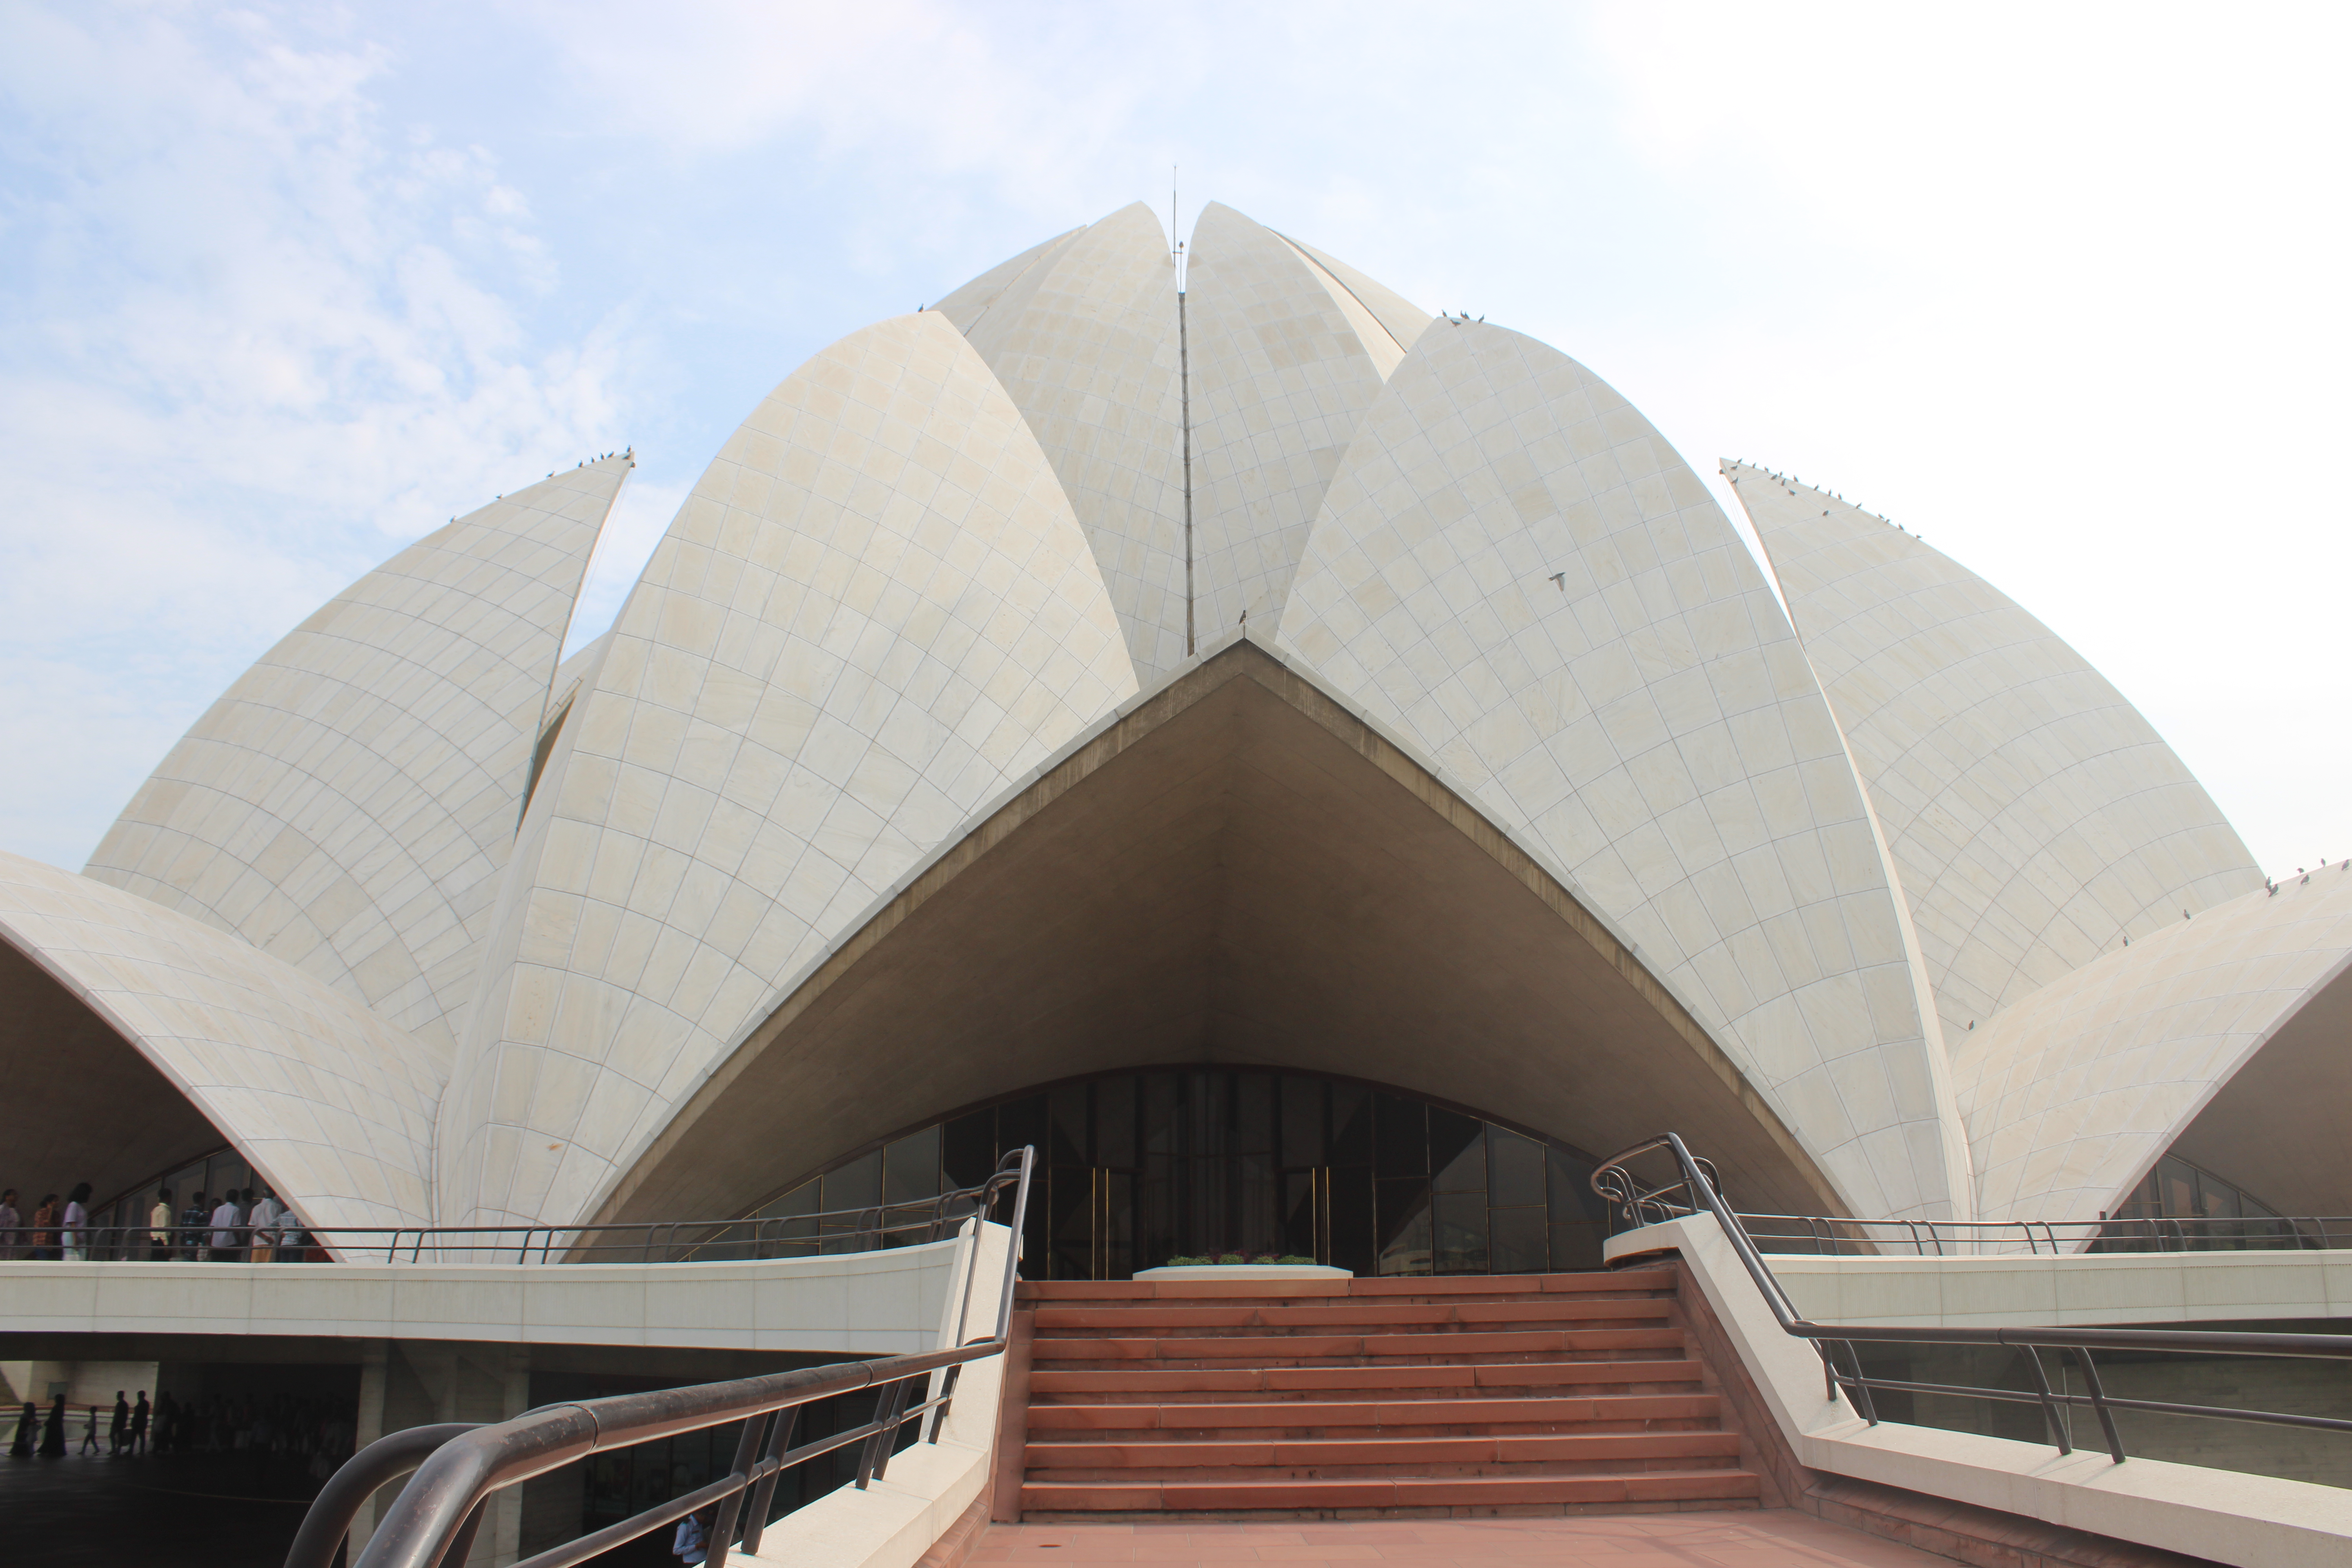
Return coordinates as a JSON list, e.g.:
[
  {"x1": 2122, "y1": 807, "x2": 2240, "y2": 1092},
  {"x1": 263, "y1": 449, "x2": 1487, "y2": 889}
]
[
  {"x1": 1027, "y1": 1358, "x2": 1707, "y2": 1401},
  {"x1": 1016, "y1": 1270, "x2": 1677, "y2": 1304},
  {"x1": 1031, "y1": 1328, "x2": 1686, "y2": 1365},
  {"x1": 1030, "y1": 1298, "x2": 1672, "y2": 1334},
  {"x1": 1018, "y1": 1467, "x2": 1764, "y2": 1514},
  {"x1": 1027, "y1": 1393, "x2": 1722, "y2": 1434},
  {"x1": 1026, "y1": 1430, "x2": 1745, "y2": 1474}
]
